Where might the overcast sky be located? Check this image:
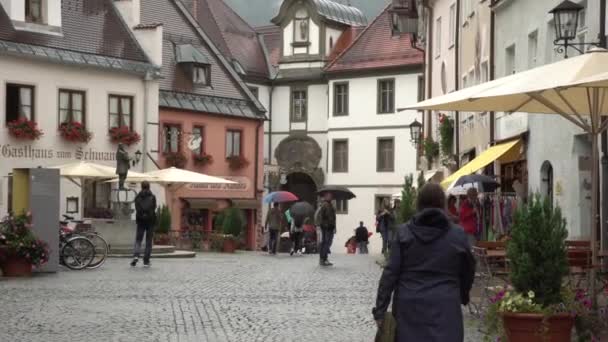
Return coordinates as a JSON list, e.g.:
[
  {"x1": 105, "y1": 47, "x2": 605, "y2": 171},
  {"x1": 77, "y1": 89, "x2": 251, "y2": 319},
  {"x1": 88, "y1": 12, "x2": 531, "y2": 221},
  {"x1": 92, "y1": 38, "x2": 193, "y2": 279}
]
[{"x1": 223, "y1": 0, "x2": 390, "y2": 27}]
